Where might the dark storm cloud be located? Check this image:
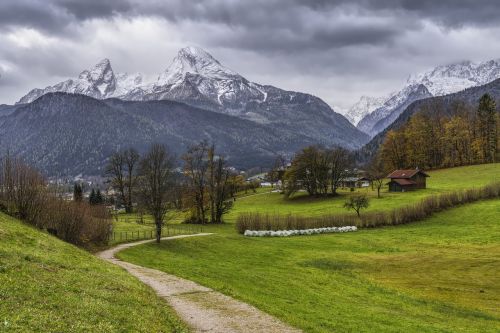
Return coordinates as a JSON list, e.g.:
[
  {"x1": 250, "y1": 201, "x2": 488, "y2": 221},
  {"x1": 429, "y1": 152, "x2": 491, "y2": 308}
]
[
  {"x1": 2, "y1": 0, "x2": 500, "y2": 106},
  {"x1": 2, "y1": 1, "x2": 500, "y2": 46},
  {"x1": 0, "y1": 0, "x2": 131, "y2": 33}
]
